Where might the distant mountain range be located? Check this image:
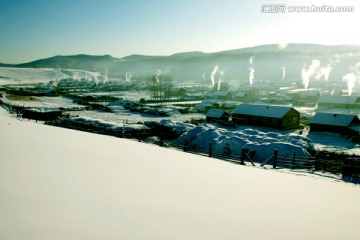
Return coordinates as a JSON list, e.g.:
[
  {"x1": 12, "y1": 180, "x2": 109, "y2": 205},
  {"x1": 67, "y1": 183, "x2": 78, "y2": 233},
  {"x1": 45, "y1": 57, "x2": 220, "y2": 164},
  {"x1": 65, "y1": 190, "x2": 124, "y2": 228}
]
[{"x1": 1, "y1": 43, "x2": 360, "y2": 82}]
